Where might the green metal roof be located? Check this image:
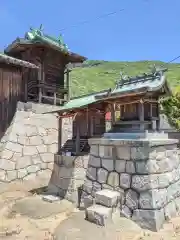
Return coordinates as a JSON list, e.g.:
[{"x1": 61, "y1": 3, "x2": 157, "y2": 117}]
[
  {"x1": 44, "y1": 89, "x2": 110, "y2": 114},
  {"x1": 25, "y1": 26, "x2": 69, "y2": 52},
  {"x1": 0, "y1": 53, "x2": 38, "y2": 69},
  {"x1": 4, "y1": 26, "x2": 87, "y2": 62}
]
